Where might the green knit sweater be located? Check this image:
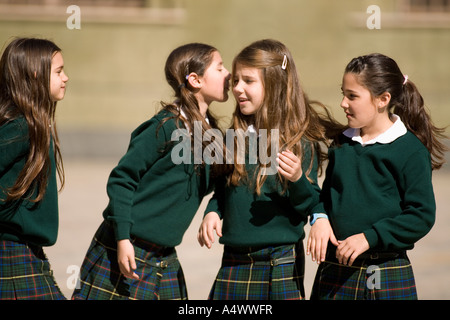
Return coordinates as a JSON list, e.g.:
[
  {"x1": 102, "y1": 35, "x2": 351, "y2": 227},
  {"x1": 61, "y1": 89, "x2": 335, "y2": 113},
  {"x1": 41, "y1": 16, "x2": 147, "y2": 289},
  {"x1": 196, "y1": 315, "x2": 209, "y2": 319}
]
[
  {"x1": 315, "y1": 131, "x2": 435, "y2": 251},
  {"x1": 205, "y1": 141, "x2": 321, "y2": 247},
  {"x1": 103, "y1": 109, "x2": 211, "y2": 247},
  {"x1": 0, "y1": 117, "x2": 59, "y2": 247}
]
